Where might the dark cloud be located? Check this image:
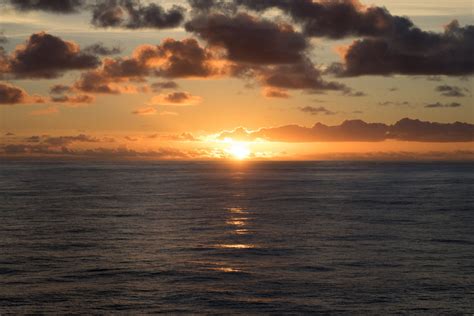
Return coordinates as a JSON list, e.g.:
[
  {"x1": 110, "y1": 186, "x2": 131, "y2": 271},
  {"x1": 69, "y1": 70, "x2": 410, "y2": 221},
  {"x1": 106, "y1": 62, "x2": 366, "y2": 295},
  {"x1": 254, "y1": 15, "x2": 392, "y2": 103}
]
[
  {"x1": 5, "y1": 32, "x2": 100, "y2": 79},
  {"x1": 91, "y1": 0, "x2": 185, "y2": 29},
  {"x1": 218, "y1": 118, "x2": 474, "y2": 142},
  {"x1": 149, "y1": 91, "x2": 202, "y2": 105},
  {"x1": 185, "y1": 13, "x2": 308, "y2": 64},
  {"x1": 260, "y1": 58, "x2": 349, "y2": 93},
  {"x1": 164, "y1": 92, "x2": 191, "y2": 103},
  {"x1": 425, "y1": 102, "x2": 462, "y2": 108},
  {"x1": 151, "y1": 81, "x2": 179, "y2": 92},
  {"x1": 389, "y1": 118, "x2": 471, "y2": 141},
  {"x1": 83, "y1": 42, "x2": 122, "y2": 56},
  {"x1": 51, "y1": 94, "x2": 95, "y2": 104},
  {"x1": 435, "y1": 85, "x2": 468, "y2": 97},
  {"x1": 74, "y1": 38, "x2": 216, "y2": 93},
  {"x1": 378, "y1": 101, "x2": 410, "y2": 106},
  {"x1": 343, "y1": 90, "x2": 366, "y2": 97},
  {"x1": 235, "y1": 0, "x2": 402, "y2": 39},
  {"x1": 50, "y1": 84, "x2": 72, "y2": 95},
  {"x1": 299, "y1": 106, "x2": 335, "y2": 115},
  {"x1": 332, "y1": 20, "x2": 474, "y2": 76},
  {"x1": 8, "y1": 0, "x2": 85, "y2": 13},
  {"x1": 0, "y1": 82, "x2": 27, "y2": 104}
]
